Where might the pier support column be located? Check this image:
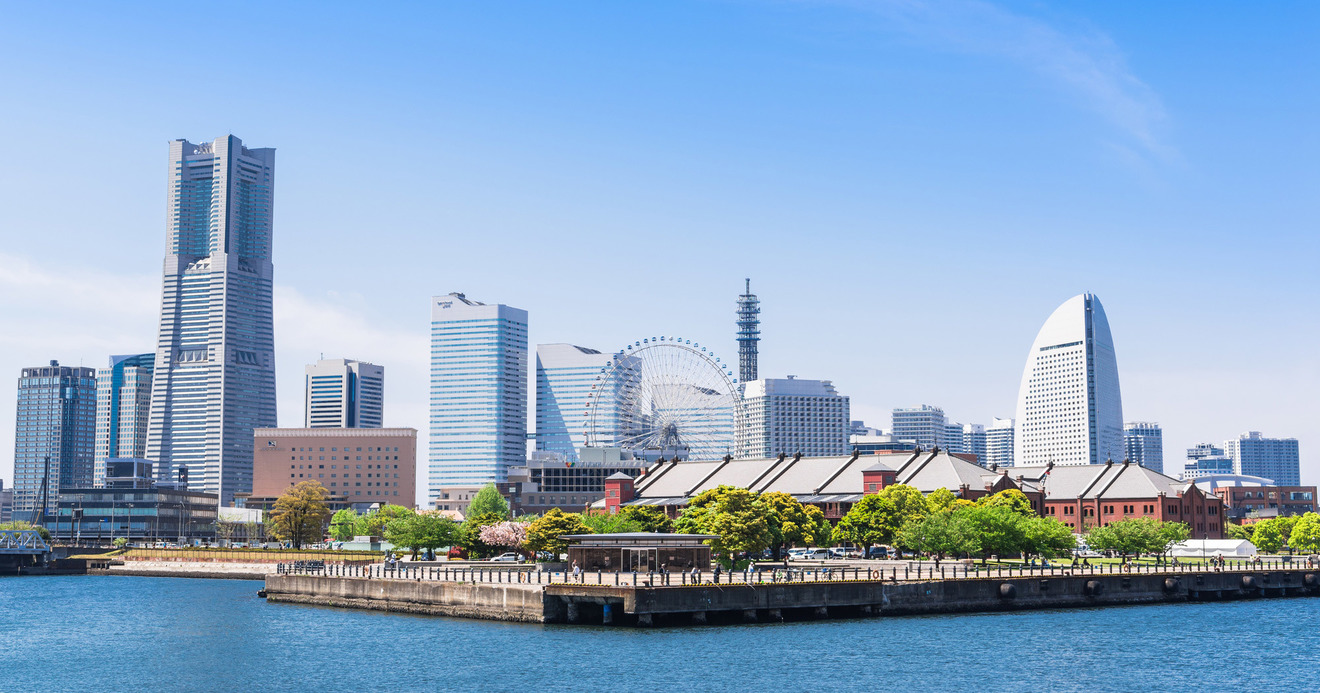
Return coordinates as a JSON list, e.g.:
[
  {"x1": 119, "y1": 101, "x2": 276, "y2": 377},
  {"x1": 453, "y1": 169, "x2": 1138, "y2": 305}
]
[
  {"x1": 602, "y1": 604, "x2": 613, "y2": 625},
  {"x1": 691, "y1": 611, "x2": 707, "y2": 625},
  {"x1": 742, "y1": 609, "x2": 759, "y2": 622},
  {"x1": 767, "y1": 608, "x2": 782, "y2": 621},
  {"x1": 566, "y1": 602, "x2": 580, "y2": 624},
  {"x1": 813, "y1": 606, "x2": 829, "y2": 619},
  {"x1": 861, "y1": 605, "x2": 873, "y2": 615},
  {"x1": 636, "y1": 613, "x2": 653, "y2": 627}
]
